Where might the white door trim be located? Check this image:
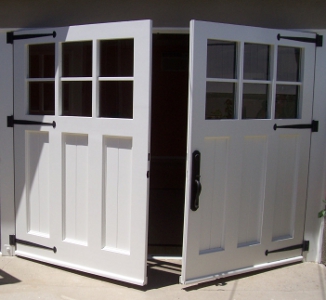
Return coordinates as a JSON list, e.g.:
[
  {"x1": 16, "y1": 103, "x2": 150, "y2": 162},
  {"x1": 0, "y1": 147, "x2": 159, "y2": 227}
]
[{"x1": 0, "y1": 31, "x2": 15, "y2": 256}]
